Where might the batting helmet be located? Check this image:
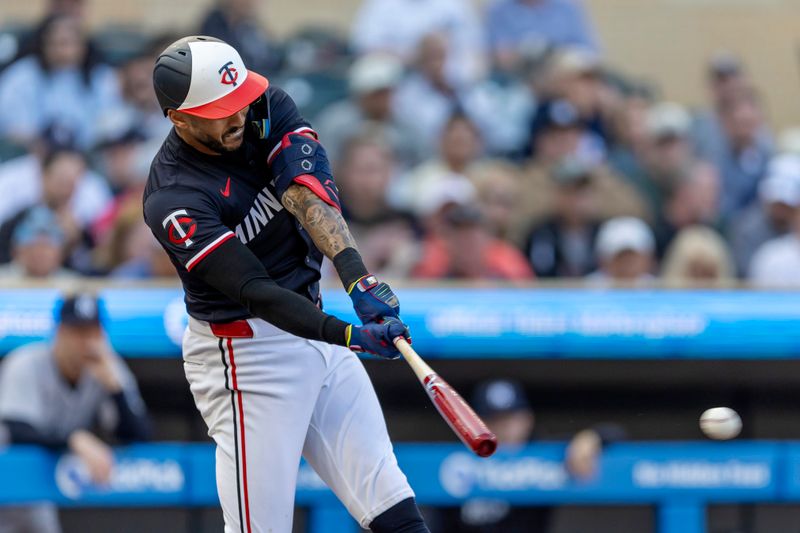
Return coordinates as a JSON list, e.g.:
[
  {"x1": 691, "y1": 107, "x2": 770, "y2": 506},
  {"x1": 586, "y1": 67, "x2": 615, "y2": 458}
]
[{"x1": 153, "y1": 35, "x2": 269, "y2": 119}]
